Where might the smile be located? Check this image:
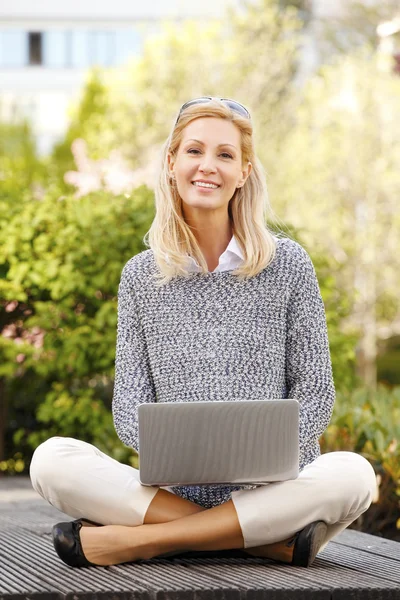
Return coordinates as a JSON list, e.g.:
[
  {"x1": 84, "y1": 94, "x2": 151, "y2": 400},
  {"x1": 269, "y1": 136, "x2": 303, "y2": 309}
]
[{"x1": 192, "y1": 182, "x2": 220, "y2": 189}]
